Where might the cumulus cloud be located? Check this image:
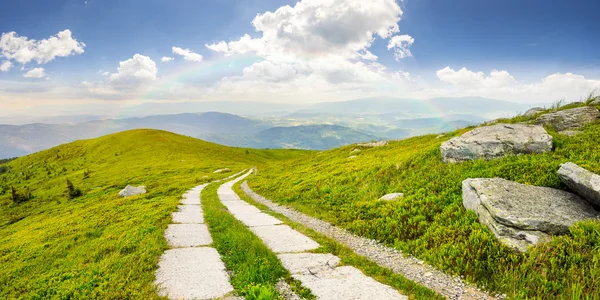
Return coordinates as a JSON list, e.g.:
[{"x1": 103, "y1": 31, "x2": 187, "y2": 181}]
[
  {"x1": 172, "y1": 47, "x2": 203, "y2": 62},
  {"x1": 437, "y1": 67, "x2": 516, "y2": 88},
  {"x1": 0, "y1": 29, "x2": 85, "y2": 65},
  {"x1": 161, "y1": 56, "x2": 174, "y2": 62},
  {"x1": 23, "y1": 68, "x2": 46, "y2": 78},
  {"x1": 433, "y1": 66, "x2": 600, "y2": 103},
  {"x1": 387, "y1": 35, "x2": 414, "y2": 61},
  {"x1": 108, "y1": 54, "x2": 157, "y2": 88},
  {"x1": 203, "y1": 0, "x2": 410, "y2": 99},
  {"x1": 0, "y1": 60, "x2": 12, "y2": 72}
]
